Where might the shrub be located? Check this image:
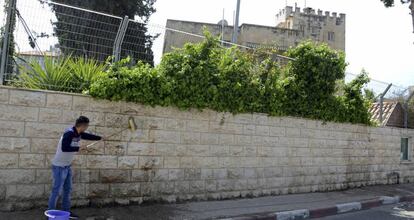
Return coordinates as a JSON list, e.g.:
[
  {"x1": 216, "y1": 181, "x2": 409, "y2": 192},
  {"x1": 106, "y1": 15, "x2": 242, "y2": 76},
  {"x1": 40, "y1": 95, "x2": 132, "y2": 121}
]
[
  {"x1": 89, "y1": 57, "x2": 170, "y2": 106},
  {"x1": 87, "y1": 32, "x2": 372, "y2": 125},
  {"x1": 17, "y1": 56, "x2": 105, "y2": 93}
]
